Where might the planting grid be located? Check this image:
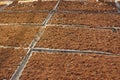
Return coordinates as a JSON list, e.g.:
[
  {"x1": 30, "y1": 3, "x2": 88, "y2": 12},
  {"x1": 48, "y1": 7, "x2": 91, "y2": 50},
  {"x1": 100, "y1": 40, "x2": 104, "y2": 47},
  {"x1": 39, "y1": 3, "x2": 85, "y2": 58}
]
[{"x1": 0, "y1": 0, "x2": 120, "y2": 80}]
